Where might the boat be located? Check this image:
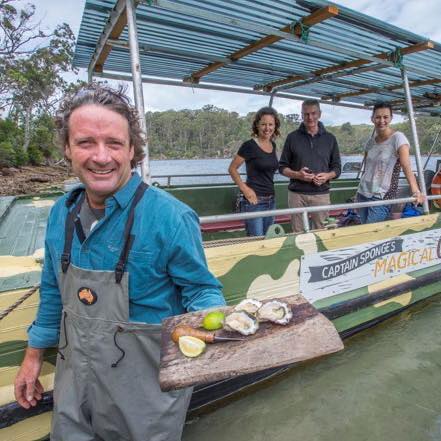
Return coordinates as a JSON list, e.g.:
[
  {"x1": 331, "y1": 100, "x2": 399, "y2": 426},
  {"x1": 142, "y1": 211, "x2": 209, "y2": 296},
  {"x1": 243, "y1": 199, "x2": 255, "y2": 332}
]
[{"x1": 2, "y1": 0, "x2": 441, "y2": 439}]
